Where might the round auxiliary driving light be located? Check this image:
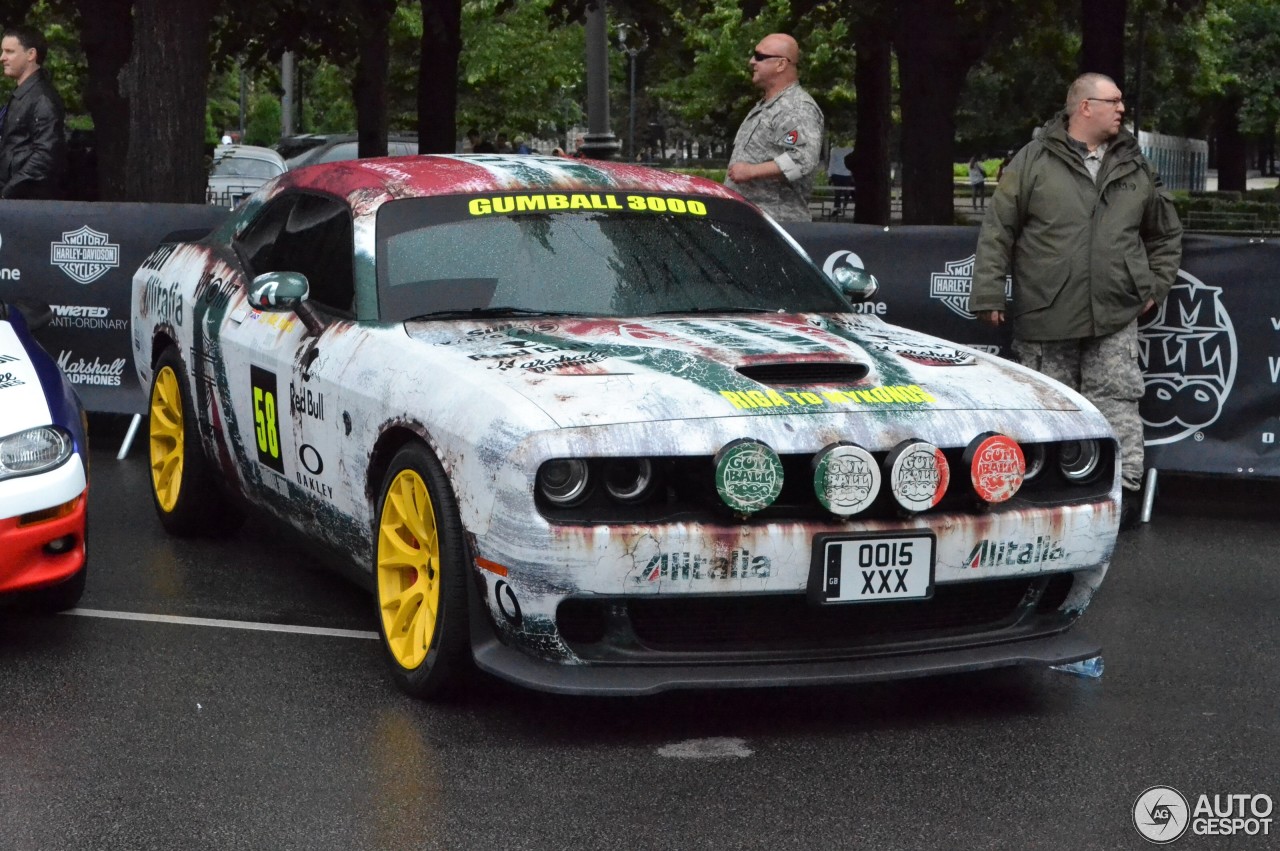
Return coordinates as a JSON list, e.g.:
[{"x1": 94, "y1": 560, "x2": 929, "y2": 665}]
[
  {"x1": 537, "y1": 459, "x2": 591, "y2": 506},
  {"x1": 714, "y1": 439, "x2": 783, "y2": 516},
  {"x1": 603, "y1": 458, "x2": 656, "y2": 503},
  {"x1": 1022, "y1": 443, "x2": 1047, "y2": 481},
  {"x1": 812, "y1": 442, "x2": 880, "y2": 516},
  {"x1": 1058, "y1": 439, "x2": 1102, "y2": 482},
  {"x1": 884, "y1": 439, "x2": 950, "y2": 513},
  {"x1": 964, "y1": 433, "x2": 1025, "y2": 504}
]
